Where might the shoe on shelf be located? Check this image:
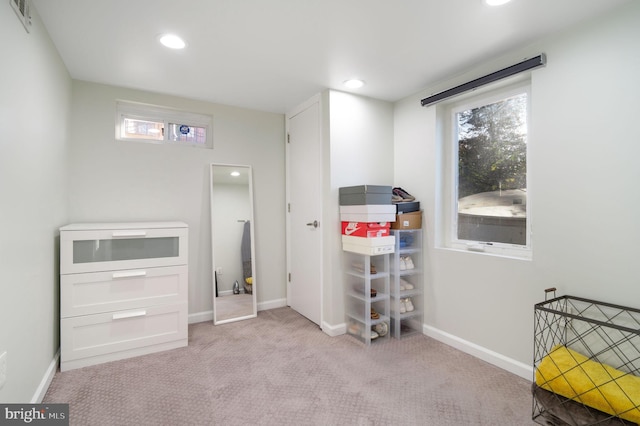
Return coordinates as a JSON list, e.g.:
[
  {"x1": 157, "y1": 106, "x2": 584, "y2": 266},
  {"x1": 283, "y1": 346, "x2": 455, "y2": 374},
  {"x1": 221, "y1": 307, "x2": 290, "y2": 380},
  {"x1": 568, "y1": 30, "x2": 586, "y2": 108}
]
[
  {"x1": 348, "y1": 323, "x2": 361, "y2": 335},
  {"x1": 374, "y1": 322, "x2": 388, "y2": 337},
  {"x1": 399, "y1": 299, "x2": 407, "y2": 314},
  {"x1": 370, "y1": 330, "x2": 380, "y2": 340},
  {"x1": 393, "y1": 187, "x2": 415, "y2": 202},
  {"x1": 400, "y1": 278, "x2": 414, "y2": 290},
  {"x1": 405, "y1": 298, "x2": 414, "y2": 312},
  {"x1": 391, "y1": 194, "x2": 404, "y2": 203},
  {"x1": 404, "y1": 256, "x2": 414, "y2": 270},
  {"x1": 399, "y1": 256, "x2": 407, "y2": 271},
  {"x1": 351, "y1": 263, "x2": 377, "y2": 274},
  {"x1": 371, "y1": 308, "x2": 380, "y2": 319}
]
